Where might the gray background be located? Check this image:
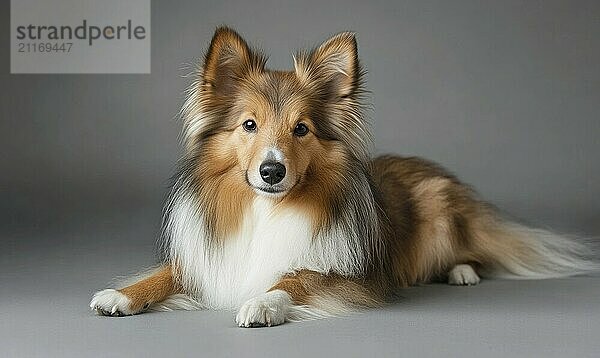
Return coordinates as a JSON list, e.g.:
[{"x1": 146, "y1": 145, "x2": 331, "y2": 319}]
[{"x1": 2, "y1": 1, "x2": 599, "y2": 357}]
